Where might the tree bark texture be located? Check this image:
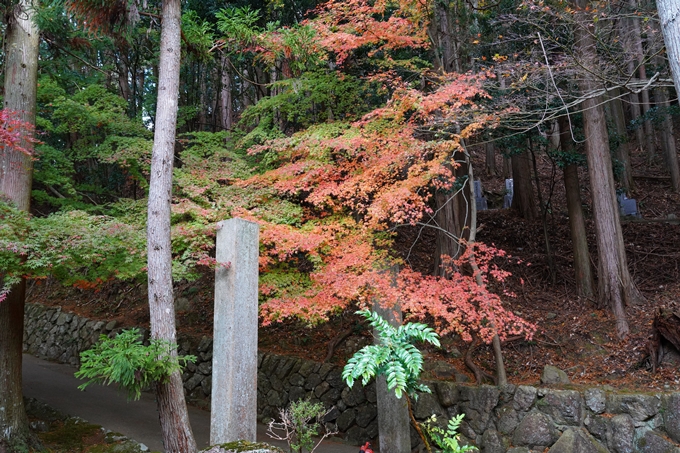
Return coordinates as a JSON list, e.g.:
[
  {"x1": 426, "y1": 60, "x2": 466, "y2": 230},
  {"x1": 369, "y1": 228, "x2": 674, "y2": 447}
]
[
  {"x1": 558, "y1": 116, "x2": 595, "y2": 298},
  {"x1": 607, "y1": 90, "x2": 635, "y2": 193},
  {"x1": 147, "y1": 1, "x2": 197, "y2": 451},
  {"x1": 433, "y1": 154, "x2": 471, "y2": 277},
  {"x1": 571, "y1": 0, "x2": 642, "y2": 339},
  {"x1": 431, "y1": 1, "x2": 458, "y2": 73},
  {"x1": 654, "y1": 85, "x2": 680, "y2": 192},
  {"x1": 220, "y1": 55, "x2": 233, "y2": 131},
  {"x1": 510, "y1": 150, "x2": 537, "y2": 219},
  {"x1": 658, "y1": 0, "x2": 680, "y2": 99},
  {"x1": 485, "y1": 142, "x2": 496, "y2": 176},
  {"x1": 627, "y1": 0, "x2": 656, "y2": 163},
  {"x1": 0, "y1": 0, "x2": 39, "y2": 450}
]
